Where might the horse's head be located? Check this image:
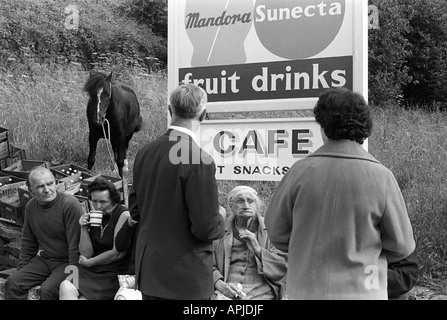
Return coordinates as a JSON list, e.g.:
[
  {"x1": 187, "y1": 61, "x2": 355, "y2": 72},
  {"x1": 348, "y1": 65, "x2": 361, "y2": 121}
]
[{"x1": 85, "y1": 72, "x2": 114, "y2": 126}]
